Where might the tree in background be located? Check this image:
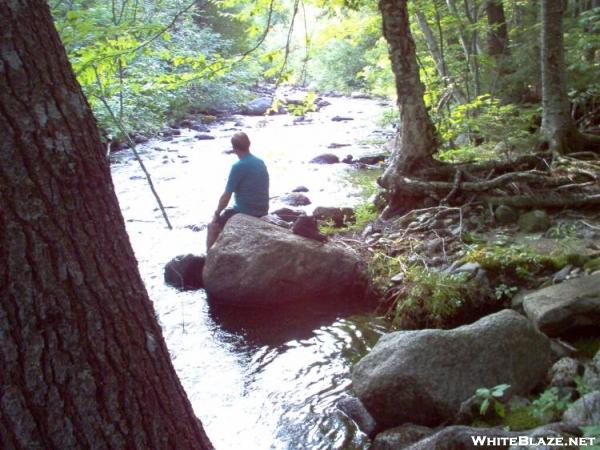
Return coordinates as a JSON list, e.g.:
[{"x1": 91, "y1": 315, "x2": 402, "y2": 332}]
[
  {"x1": 0, "y1": 0, "x2": 213, "y2": 447},
  {"x1": 540, "y1": 0, "x2": 600, "y2": 153}
]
